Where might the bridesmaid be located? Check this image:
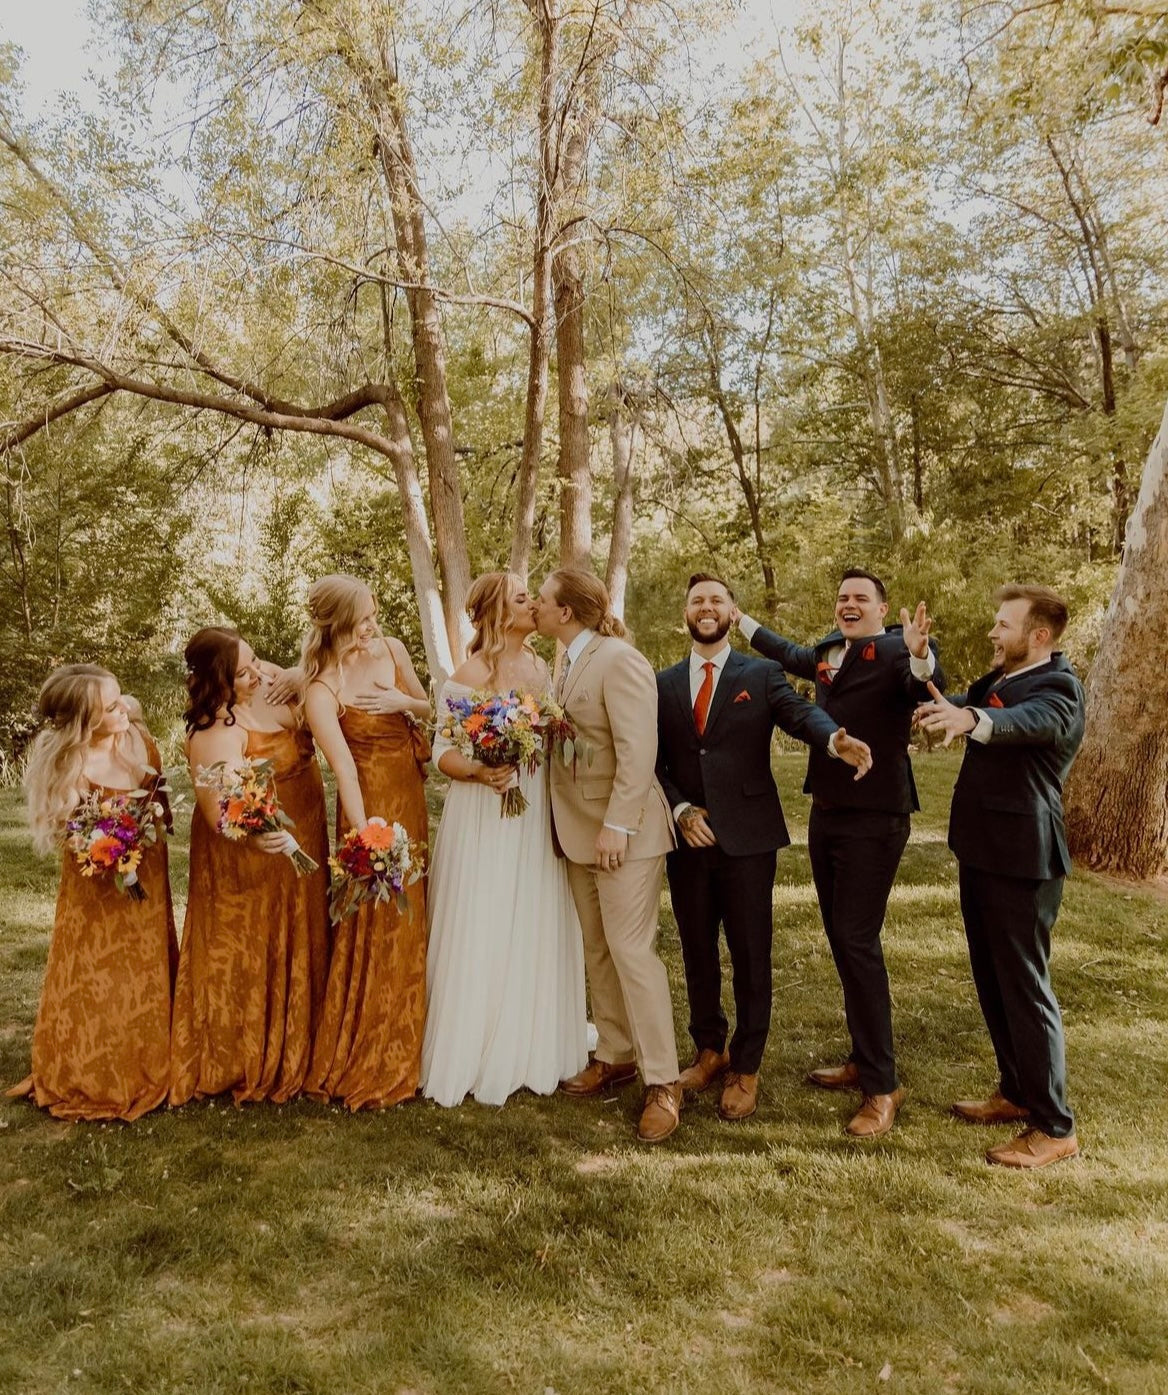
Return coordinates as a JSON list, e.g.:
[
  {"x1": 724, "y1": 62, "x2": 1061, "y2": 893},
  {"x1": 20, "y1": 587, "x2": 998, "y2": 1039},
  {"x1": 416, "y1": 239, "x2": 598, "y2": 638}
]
[
  {"x1": 301, "y1": 574, "x2": 431, "y2": 1110},
  {"x1": 170, "y1": 627, "x2": 330, "y2": 1106},
  {"x1": 10, "y1": 664, "x2": 176, "y2": 1121}
]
